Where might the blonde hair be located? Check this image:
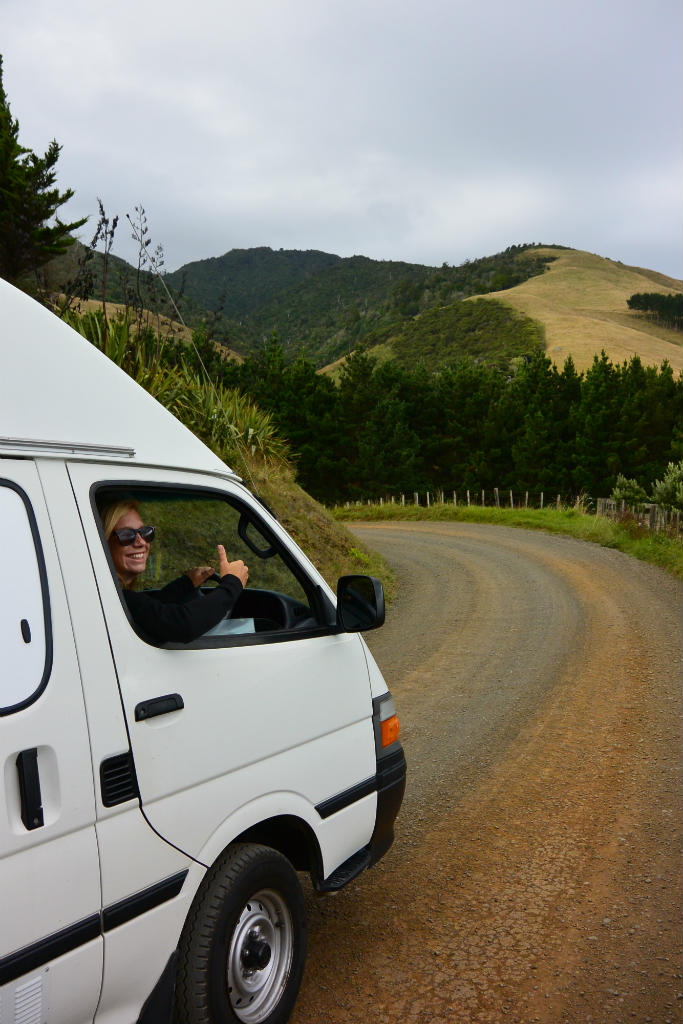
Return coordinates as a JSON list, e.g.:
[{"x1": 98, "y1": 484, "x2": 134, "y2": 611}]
[
  {"x1": 99, "y1": 498, "x2": 144, "y2": 589},
  {"x1": 100, "y1": 498, "x2": 140, "y2": 541}
]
